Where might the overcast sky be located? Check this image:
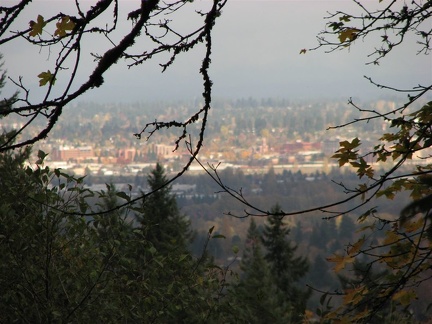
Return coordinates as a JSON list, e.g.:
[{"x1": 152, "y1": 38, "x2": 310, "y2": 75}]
[{"x1": 1, "y1": 0, "x2": 431, "y2": 103}]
